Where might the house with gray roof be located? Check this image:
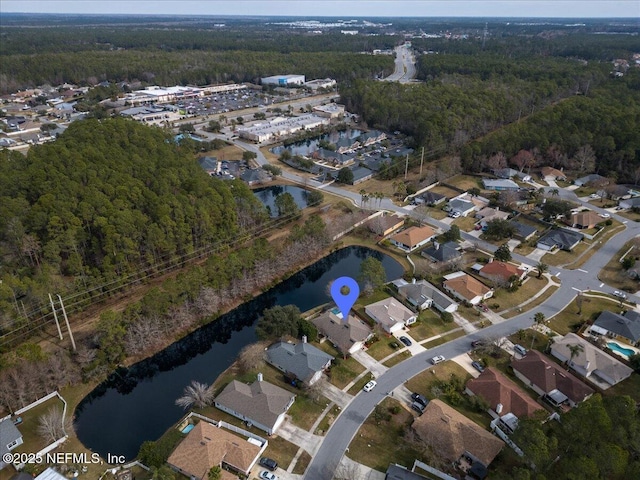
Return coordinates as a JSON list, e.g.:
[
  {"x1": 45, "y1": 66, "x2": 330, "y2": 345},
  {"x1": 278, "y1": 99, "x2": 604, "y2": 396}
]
[
  {"x1": 198, "y1": 156, "x2": 218, "y2": 175},
  {"x1": 350, "y1": 166, "x2": 374, "y2": 185},
  {"x1": 589, "y1": 310, "x2": 640, "y2": 346},
  {"x1": 397, "y1": 279, "x2": 458, "y2": 313},
  {"x1": 482, "y1": 179, "x2": 520, "y2": 191},
  {"x1": 420, "y1": 191, "x2": 446, "y2": 206},
  {"x1": 214, "y1": 375, "x2": 295, "y2": 435},
  {"x1": 448, "y1": 198, "x2": 475, "y2": 217},
  {"x1": 551, "y1": 333, "x2": 633, "y2": 388},
  {"x1": 574, "y1": 173, "x2": 607, "y2": 187},
  {"x1": 0, "y1": 418, "x2": 23, "y2": 470},
  {"x1": 311, "y1": 312, "x2": 373, "y2": 356},
  {"x1": 493, "y1": 168, "x2": 519, "y2": 179},
  {"x1": 619, "y1": 197, "x2": 640, "y2": 210},
  {"x1": 241, "y1": 168, "x2": 272, "y2": 186},
  {"x1": 536, "y1": 228, "x2": 583, "y2": 251},
  {"x1": 421, "y1": 241, "x2": 462, "y2": 264},
  {"x1": 265, "y1": 341, "x2": 333, "y2": 386},
  {"x1": 365, "y1": 297, "x2": 417, "y2": 333},
  {"x1": 509, "y1": 221, "x2": 537, "y2": 241}
]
